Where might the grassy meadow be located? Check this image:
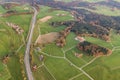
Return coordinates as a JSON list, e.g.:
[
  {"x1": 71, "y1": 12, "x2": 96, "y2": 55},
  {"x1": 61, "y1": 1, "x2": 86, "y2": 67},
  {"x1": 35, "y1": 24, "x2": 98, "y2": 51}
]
[
  {"x1": 0, "y1": 4, "x2": 32, "y2": 80},
  {"x1": 0, "y1": 62, "x2": 11, "y2": 80}
]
